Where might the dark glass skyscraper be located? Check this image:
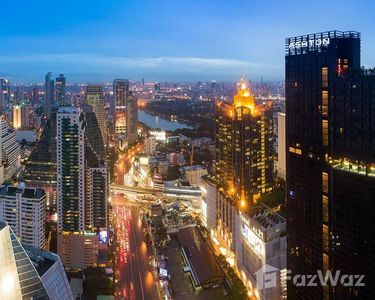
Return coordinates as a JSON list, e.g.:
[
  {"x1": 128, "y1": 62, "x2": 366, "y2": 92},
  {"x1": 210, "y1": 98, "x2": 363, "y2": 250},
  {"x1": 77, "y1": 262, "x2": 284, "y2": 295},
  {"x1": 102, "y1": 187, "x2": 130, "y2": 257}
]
[
  {"x1": 55, "y1": 74, "x2": 66, "y2": 106},
  {"x1": 286, "y1": 31, "x2": 374, "y2": 299},
  {"x1": 44, "y1": 72, "x2": 54, "y2": 117}
]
